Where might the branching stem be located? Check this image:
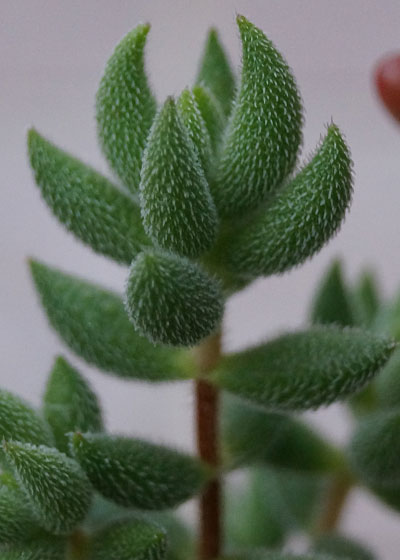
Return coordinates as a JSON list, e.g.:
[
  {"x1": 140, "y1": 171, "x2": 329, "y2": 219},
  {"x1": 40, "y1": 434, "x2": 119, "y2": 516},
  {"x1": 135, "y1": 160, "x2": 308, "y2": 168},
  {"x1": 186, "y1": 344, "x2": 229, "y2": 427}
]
[{"x1": 194, "y1": 330, "x2": 222, "y2": 560}]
